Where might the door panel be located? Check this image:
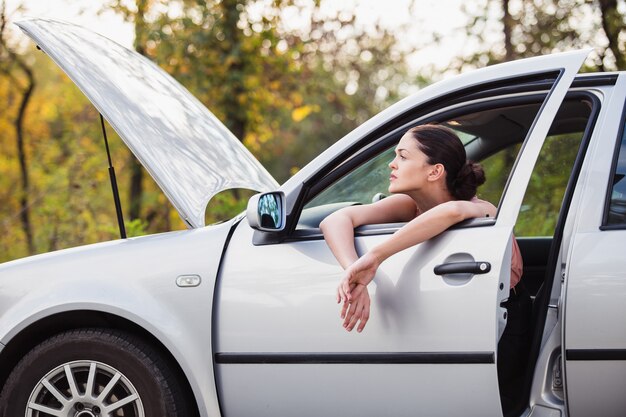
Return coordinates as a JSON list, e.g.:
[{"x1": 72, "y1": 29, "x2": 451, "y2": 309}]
[
  {"x1": 218, "y1": 364, "x2": 499, "y2": 417},
  {"x1": 565, "y1": 232, "x2": 626, "y2": 417},
  {"x1": 564, "y1": 74, "x2": 626, "y2": 417},
  {"x1": 215, "y1": 51, "x2": 589, "y2": 417},
  {"x1": 217, "y1": 221, "x2": 512, "y2": 353},
  {"x1": 215, "y1": 220, "x2": 511, "y2": 417}
]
